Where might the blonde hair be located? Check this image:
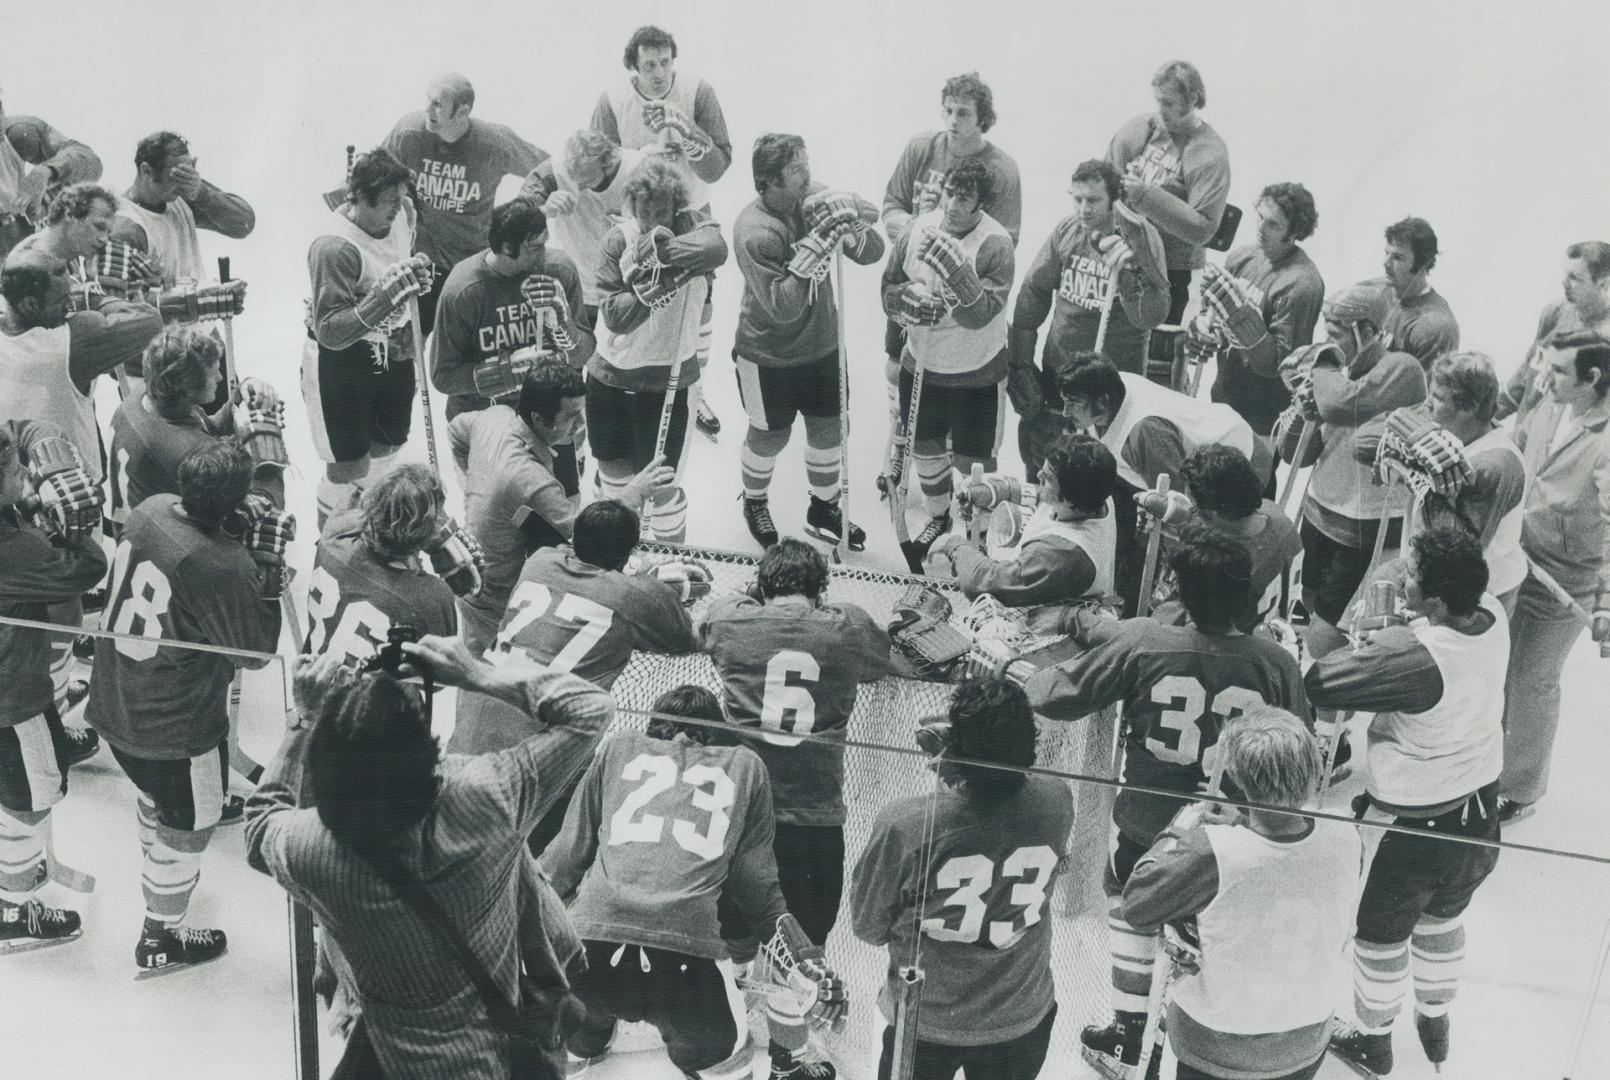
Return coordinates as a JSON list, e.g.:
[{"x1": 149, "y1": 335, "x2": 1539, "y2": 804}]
[
  {"x1": 1221, "y1": 707, "x2": 1320, "y2": 808},
  {"x1": 1152, "y1": 60, "x2": 1206, "y2": 109}
]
